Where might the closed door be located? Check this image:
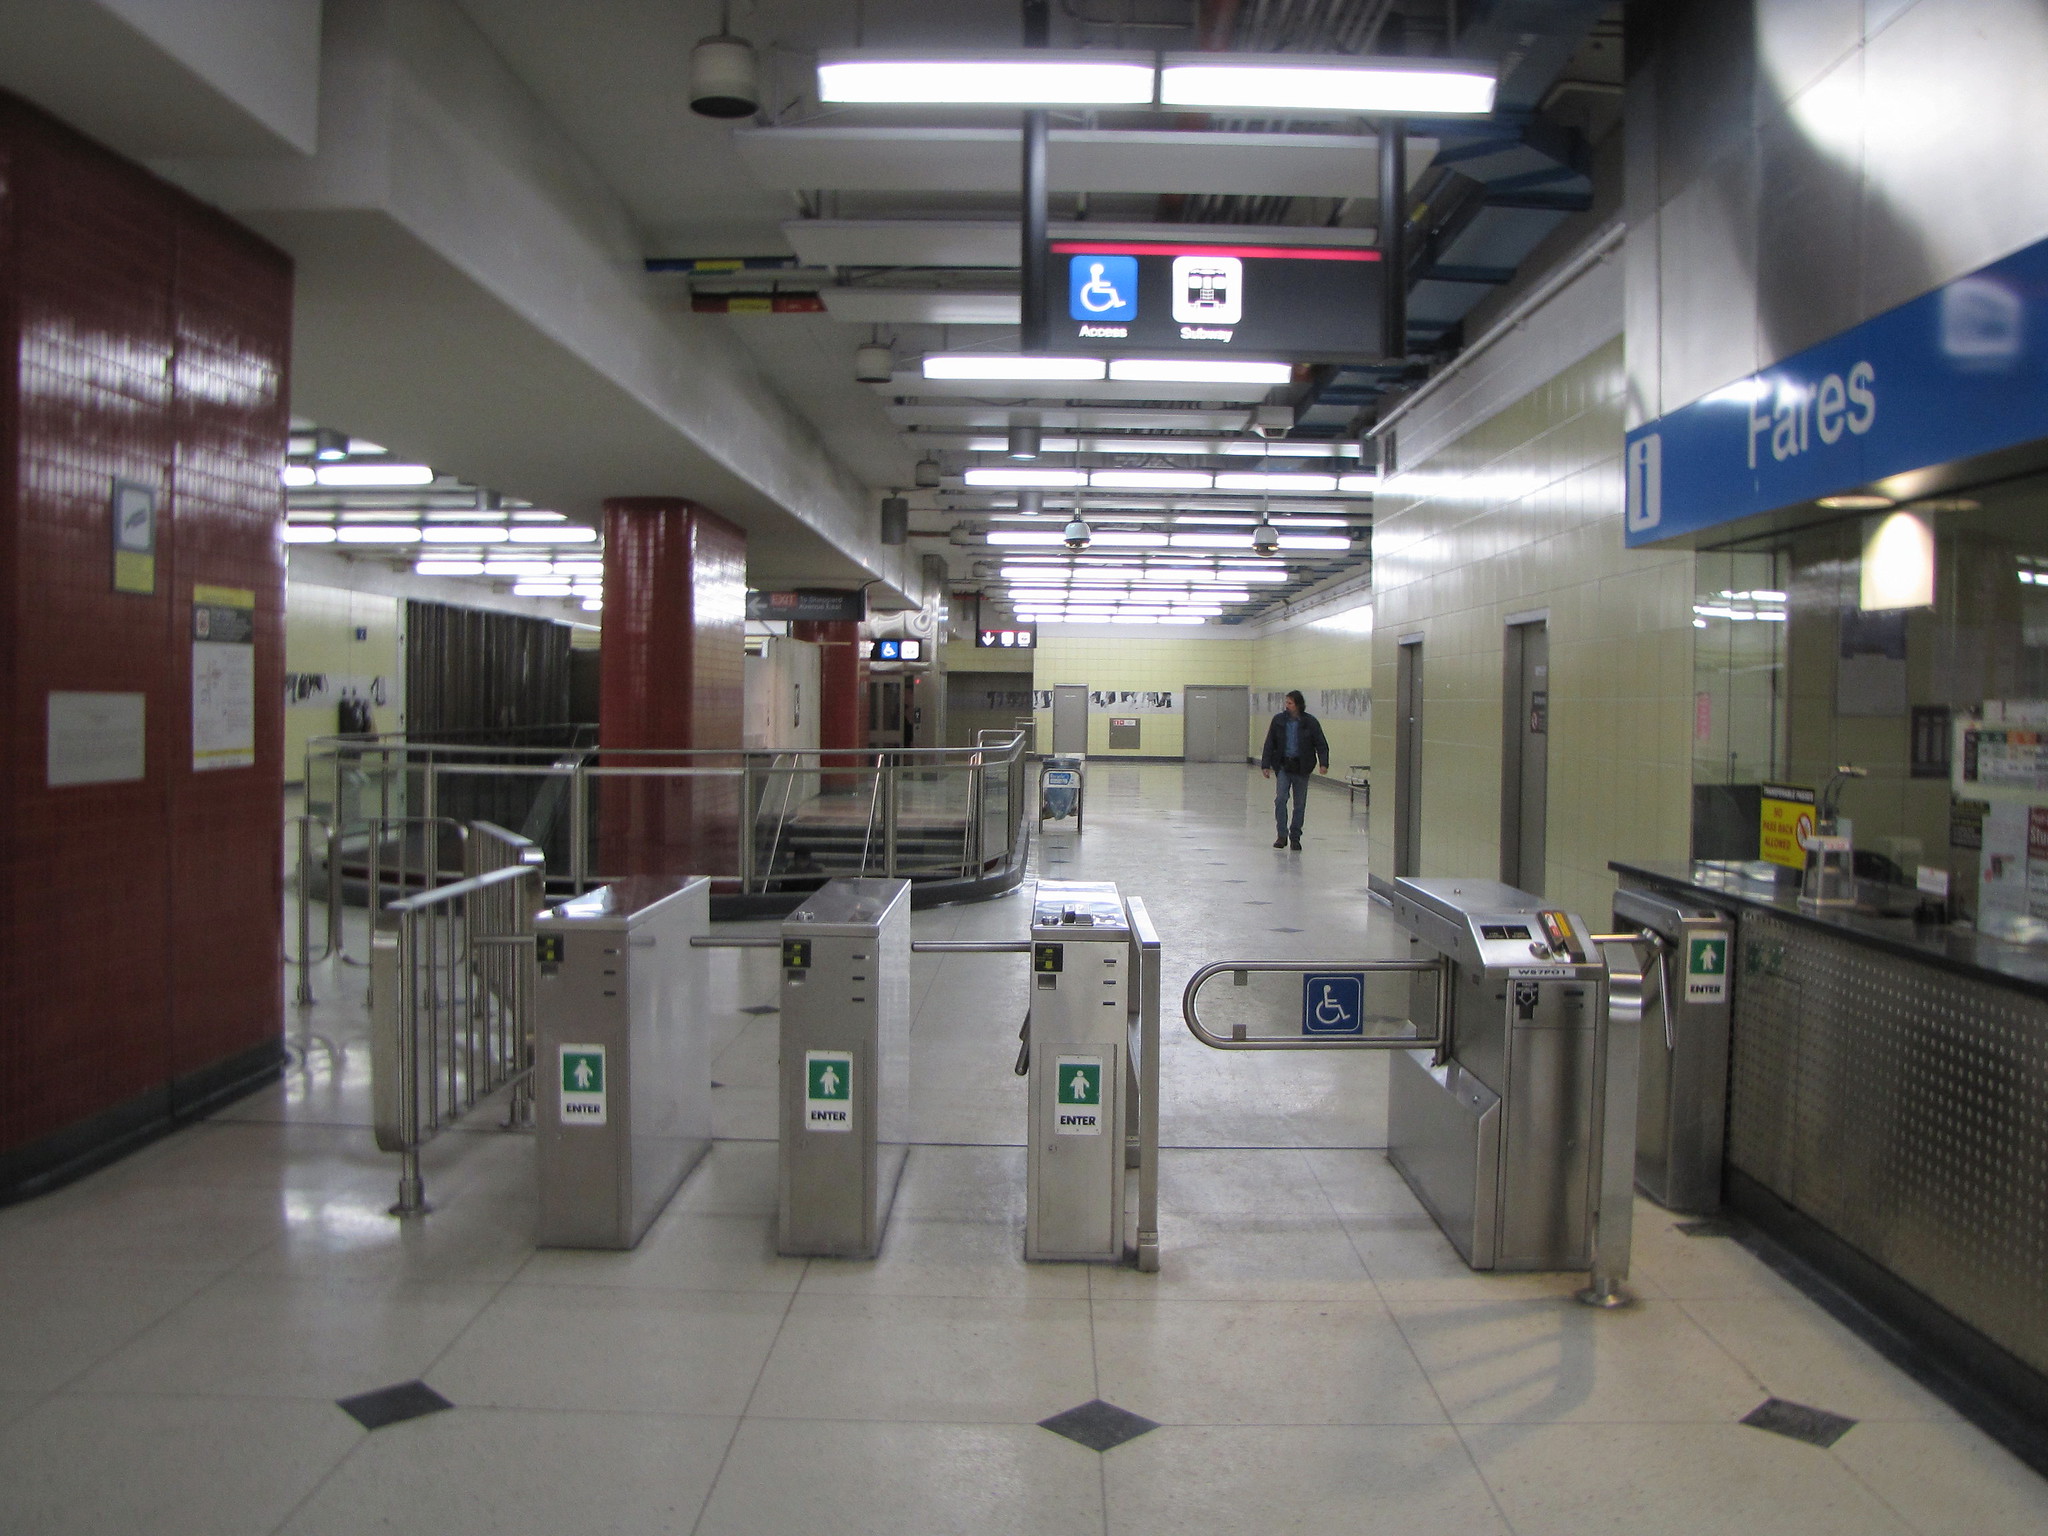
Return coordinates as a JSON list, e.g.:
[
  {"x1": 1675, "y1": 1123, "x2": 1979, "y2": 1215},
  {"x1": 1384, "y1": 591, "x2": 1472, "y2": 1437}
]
[
  {"x1": 1052, "y1": 684, "x2": 1088, "y2": 753},
  {"x1": 1395, "y1": 640, "x2": 1423, "y2": 877},
  {"x1": 1500, "y1": 621, "x2": 1549, "y2": 895},
  {"x1": 1183, "y1": 685, "x2": 1248, "y2": 762}
]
